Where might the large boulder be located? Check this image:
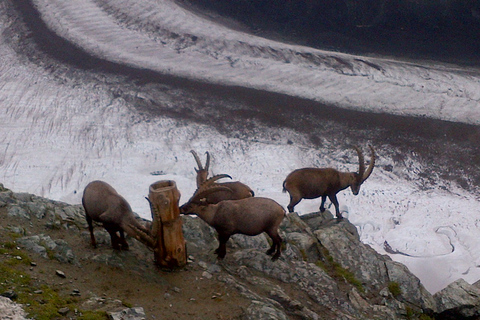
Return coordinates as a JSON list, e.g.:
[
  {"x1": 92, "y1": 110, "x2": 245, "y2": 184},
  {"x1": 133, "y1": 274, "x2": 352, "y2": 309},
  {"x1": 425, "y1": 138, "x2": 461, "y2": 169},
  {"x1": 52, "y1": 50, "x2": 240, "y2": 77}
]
[{"x1": 434, "y1": 278, "x2": 480, "y2": 319}]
